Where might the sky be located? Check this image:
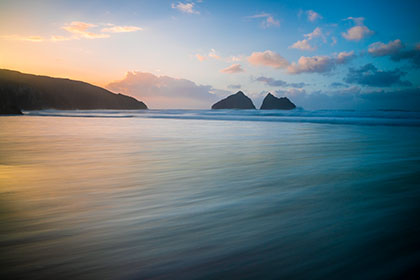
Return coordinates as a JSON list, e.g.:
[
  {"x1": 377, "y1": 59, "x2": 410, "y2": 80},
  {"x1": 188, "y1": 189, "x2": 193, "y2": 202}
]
[{"x1": 1, "y1": 0, "x2": 419, "y2": 109}]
